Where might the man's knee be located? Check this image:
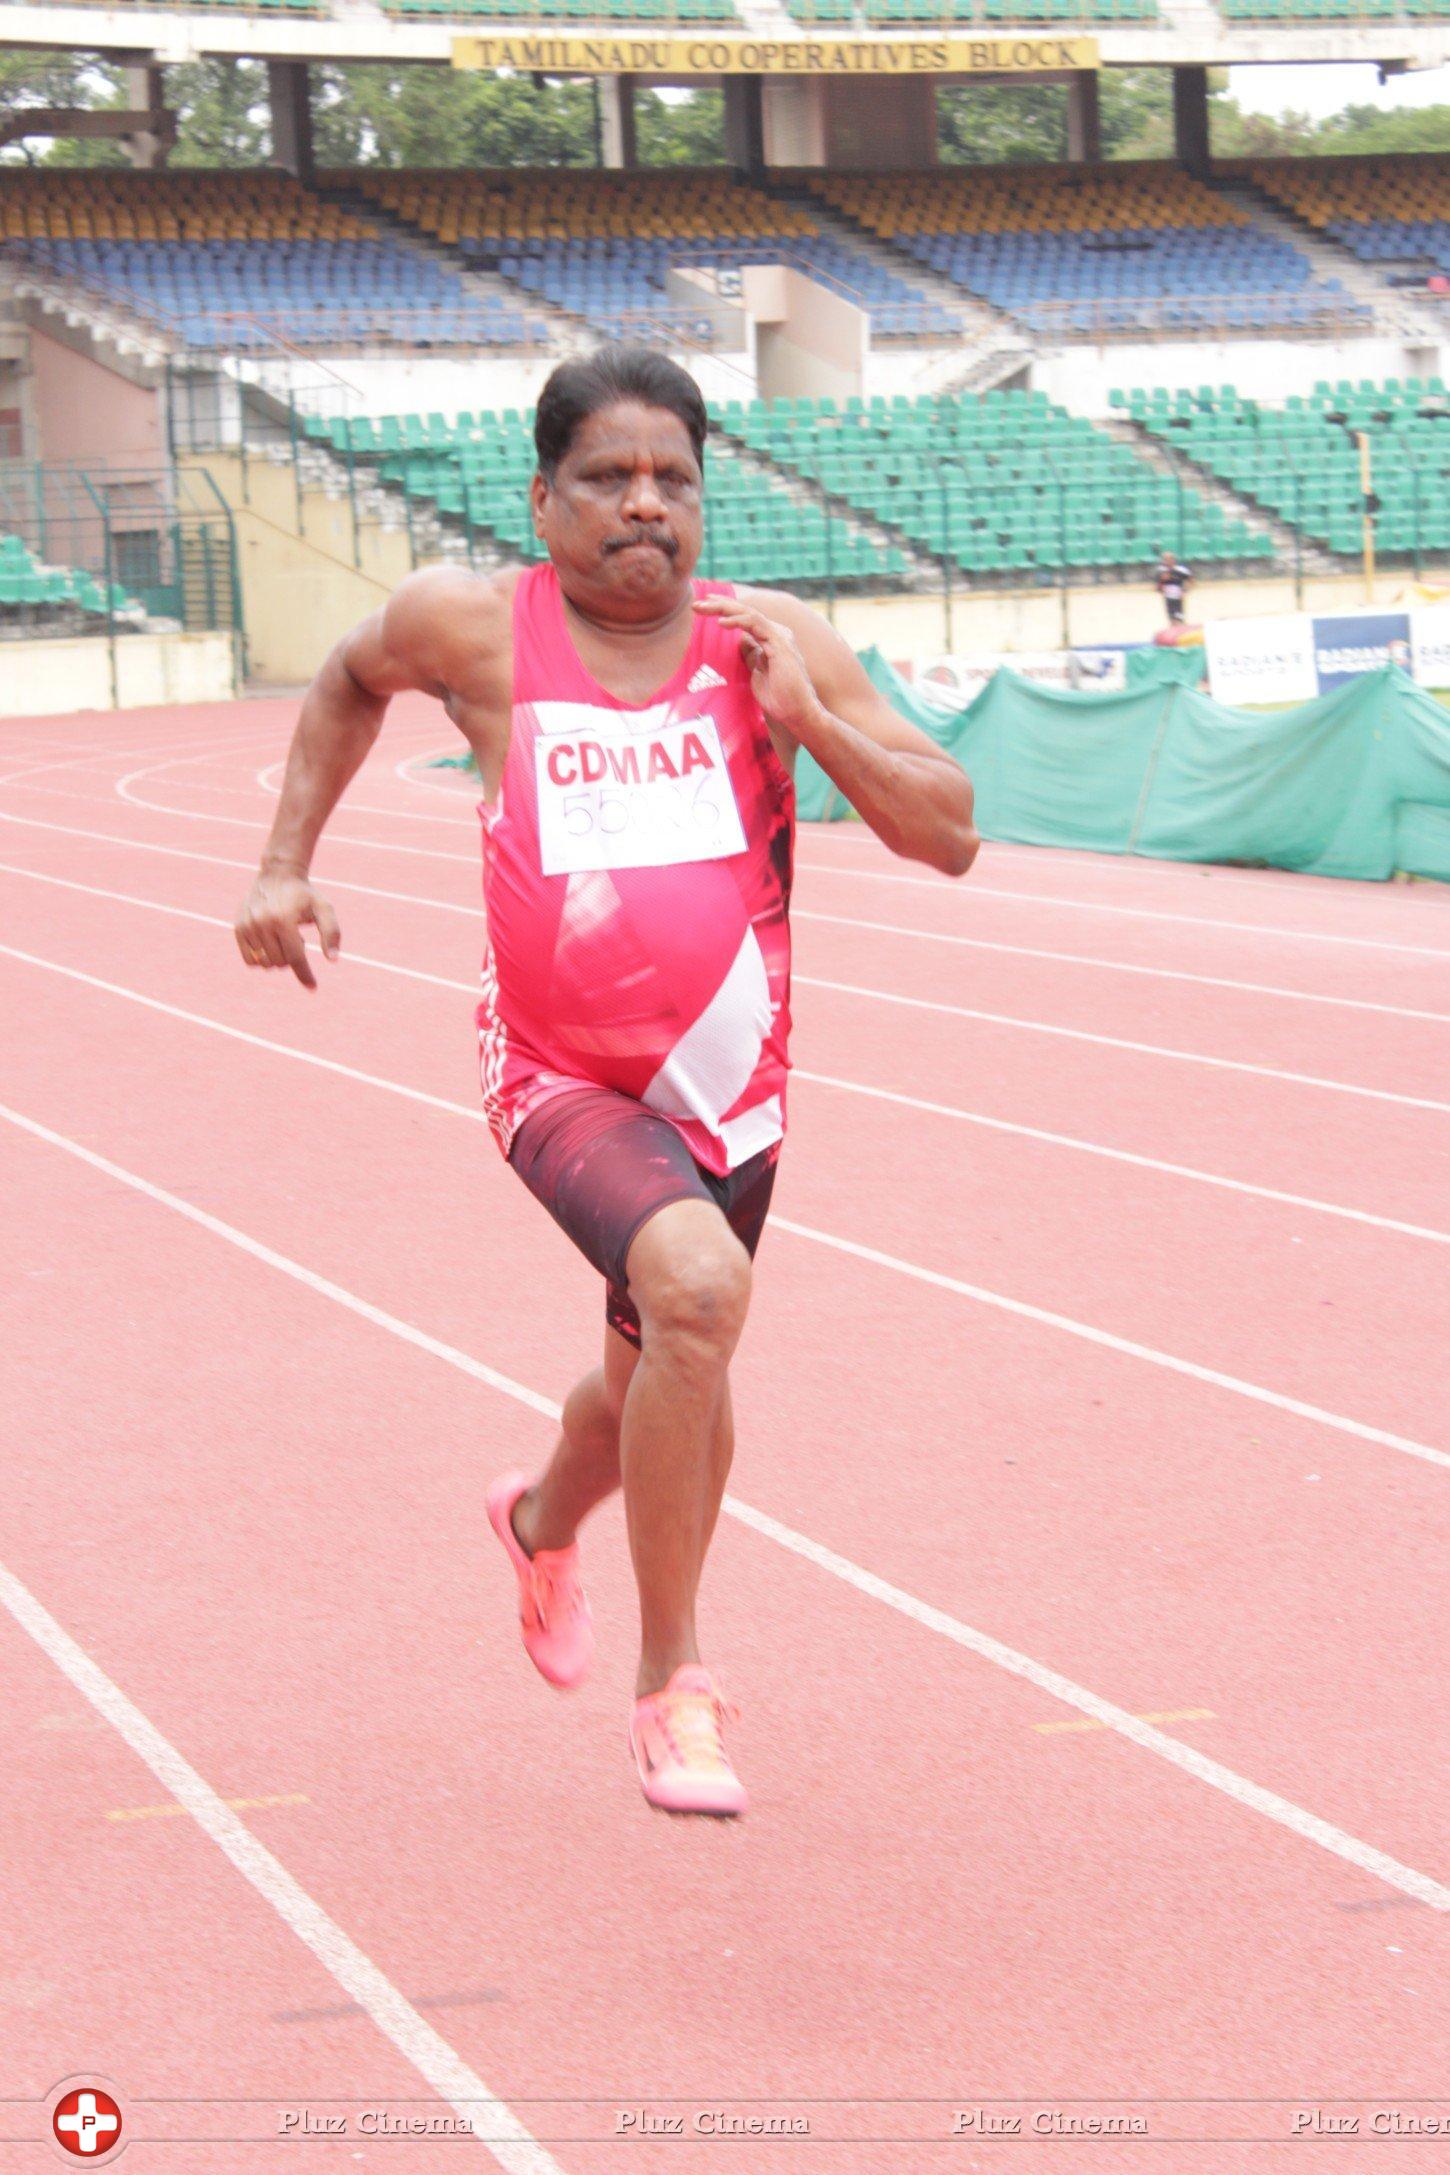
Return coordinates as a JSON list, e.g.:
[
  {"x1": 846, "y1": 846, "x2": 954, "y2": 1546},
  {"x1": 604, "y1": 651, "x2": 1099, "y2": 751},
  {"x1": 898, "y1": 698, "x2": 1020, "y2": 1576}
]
[{"x1": 630, "y1": 1209, "x2": 752, "y2": 1365}]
